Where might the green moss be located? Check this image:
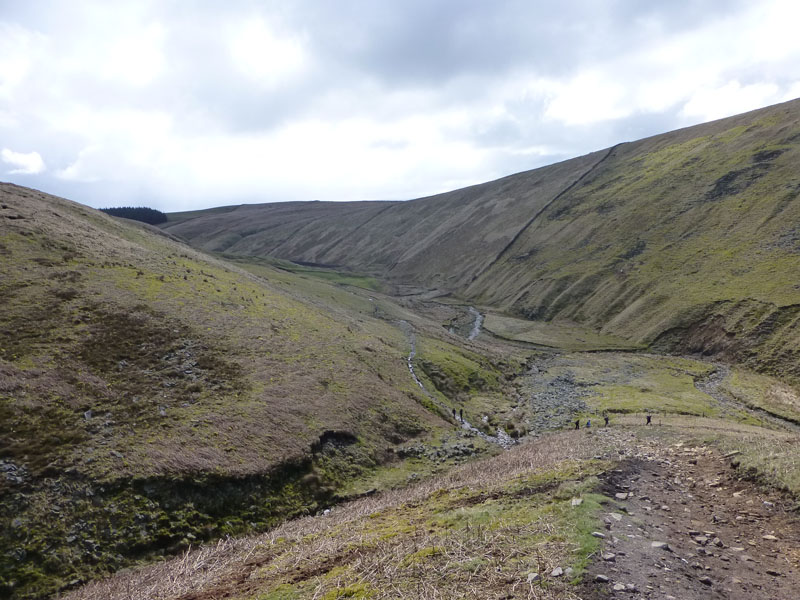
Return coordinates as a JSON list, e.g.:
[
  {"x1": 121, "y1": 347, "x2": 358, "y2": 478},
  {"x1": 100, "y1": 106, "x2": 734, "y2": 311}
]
[
  {"x1": 399, "y1": 546, "x2": 442, "y2": 567},
  {"x1": 254, "y1": 583, "x2": 305, "y2": 599},
  {"x1": 320, "y1": 583, "x2": 373, "y2": 599}
]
